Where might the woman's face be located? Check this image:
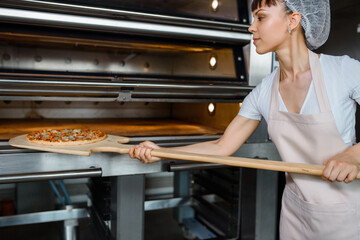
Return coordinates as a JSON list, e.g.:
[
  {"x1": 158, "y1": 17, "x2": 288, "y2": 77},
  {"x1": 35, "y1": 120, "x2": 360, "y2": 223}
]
[{"x1": 248, "y1": 2, "x2": 290, "y2": 54}]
